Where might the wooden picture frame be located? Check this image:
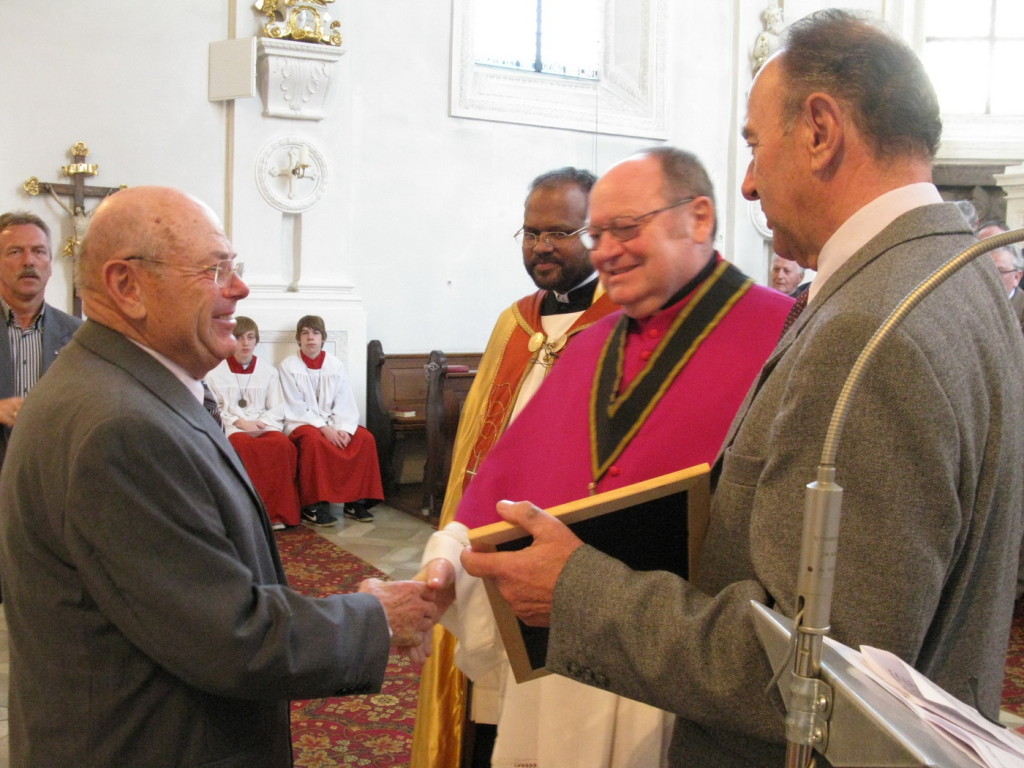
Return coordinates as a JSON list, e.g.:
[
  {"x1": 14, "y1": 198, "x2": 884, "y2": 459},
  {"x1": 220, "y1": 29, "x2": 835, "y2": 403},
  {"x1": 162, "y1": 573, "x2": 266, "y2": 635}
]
[{"x1": 467, "y1": 464, "x2": 711, "y2": 683}]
